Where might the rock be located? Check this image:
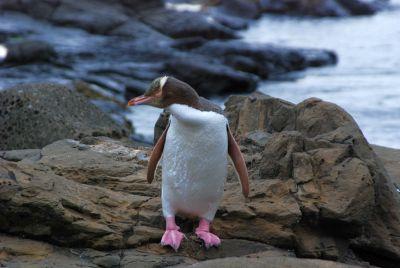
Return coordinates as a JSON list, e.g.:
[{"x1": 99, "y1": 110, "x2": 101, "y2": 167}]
[
  {"x1": 92, "y1": 255, "x2": 120, "y2": 268},
  {"x1": 258, "y1": 0, "x2": 387, "y2": 17},
  {"x1": 1, "y1": 93, "x2": 400, "y2": 266},
  {"x1": 0, "y1": 0, "x2": 341, "y2": 106},
  {"x1": 138, "y1": 8, "x2": 237, "y2": 39},
  {"x1": 28, "y1": 138, "x2": 155, "y2": 195},
  {"x1": 259, "y1": 0, "x2": 350, "y2": 17},
  {"x1": 0, "y1": 83, "x2": 129, "y2": 150},
  {"x1": 0, "y1": 149, "x2": 41, "y2": 162},
  {"x1": 372, "y1": 145, "x2": 400, "y2": 187},
  {"x1": 165, "y1": 57, "x2": 259, "y2": 95},
  {"x1": 194, "y1": 41, "x2": 337, "y2": 79},
  {"x1": 50, "y1": 0, "x2": 128, "y2": 34},
  {"x1": 0, "y1": 154, "x2": 146, "y2": 249},
  {"x1": 0, "y1": 233, "x2": 195, "y2": 267},
  {"x1": 206, "y1": 12, "x2": 249, "y2": 30},
  {"x1": 336, "y1": 0, "x2": 385, "y2": 15},
  {"x1": 175, "y1": 256, "x2": 362, "y2": 268},
  {"x1": 0, "y1": 0, "x2": 59, "y2": 20},
  {"x1": 126, "y1": 226, "x2": 165, "y2": 247},
  {"x1": 208, "y1": 0, "x2": 262, "y2": 19},
  {"x1": 4, "y1": 40, "x2": 56, "y2": 63},
  {"x1": 224, "y1": 93, "x2": 400, "y2": 266},
  {"x1": 0, "y1": 234, "x2": 94, "y2": 267},
  {"x1": 224, "y1": 92, "x2": 296, "y2": 135}
]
